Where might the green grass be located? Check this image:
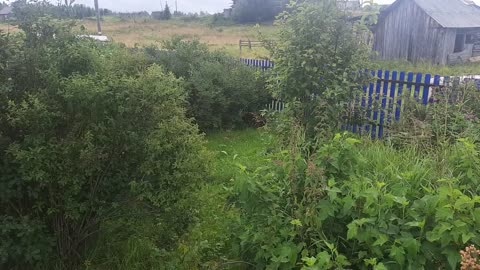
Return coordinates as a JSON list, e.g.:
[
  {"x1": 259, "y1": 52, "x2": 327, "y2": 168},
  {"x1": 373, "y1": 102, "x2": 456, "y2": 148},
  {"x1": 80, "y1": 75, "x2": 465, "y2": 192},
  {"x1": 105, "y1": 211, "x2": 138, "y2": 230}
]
[
  {"x1": 206, "y1": 128, "x2": 274, "y2": 182},
  {"x1": 156, "y1": 129, "x2": 272, "y2": 268},
  {"x1": 374, "y1": 60, "x2": 480, "y2": 76}
]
